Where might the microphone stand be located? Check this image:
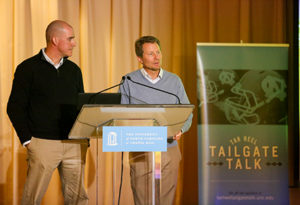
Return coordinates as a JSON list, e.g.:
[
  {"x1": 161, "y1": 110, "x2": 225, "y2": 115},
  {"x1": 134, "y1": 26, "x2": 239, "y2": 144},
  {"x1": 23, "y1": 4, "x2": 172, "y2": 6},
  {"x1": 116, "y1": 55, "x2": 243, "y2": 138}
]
[
  {"x1": 126, "y1": 76, "x2": 181, "y2": 104},
  {"x1": 88, "y1": 76, "x2": 125, "y2": 104}
]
